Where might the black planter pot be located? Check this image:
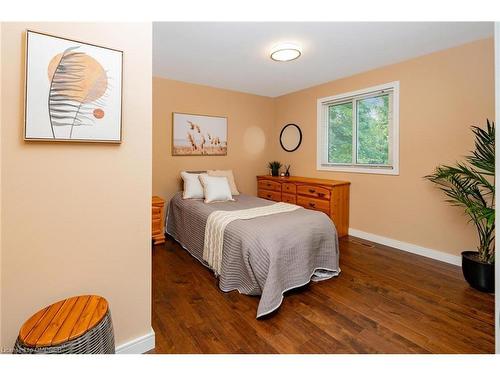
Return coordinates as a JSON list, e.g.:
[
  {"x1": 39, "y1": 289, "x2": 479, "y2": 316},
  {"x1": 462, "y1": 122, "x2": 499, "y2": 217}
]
[
  {"x1": 271, "y1": 169, "x2": 279, "y2": 177},
  {"x1": 461, "y1": 251, "x2": 495, "y2": 293}
]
